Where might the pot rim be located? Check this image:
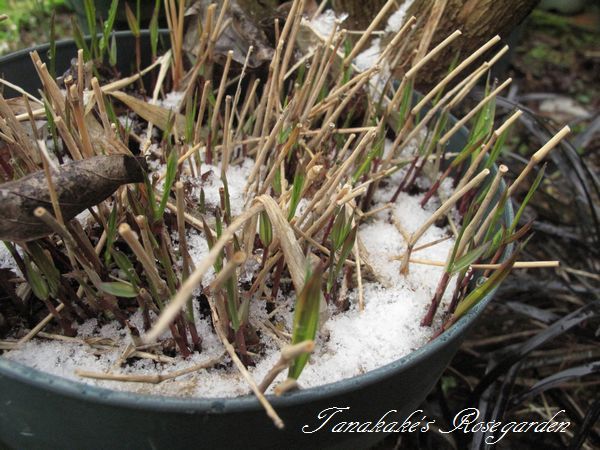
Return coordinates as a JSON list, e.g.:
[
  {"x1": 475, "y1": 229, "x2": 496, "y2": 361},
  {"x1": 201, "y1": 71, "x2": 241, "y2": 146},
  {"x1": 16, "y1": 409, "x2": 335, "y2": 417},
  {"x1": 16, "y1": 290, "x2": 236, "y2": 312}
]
[{"x1": 0, "y1": 32, "x2": 515, "y2": 414}]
